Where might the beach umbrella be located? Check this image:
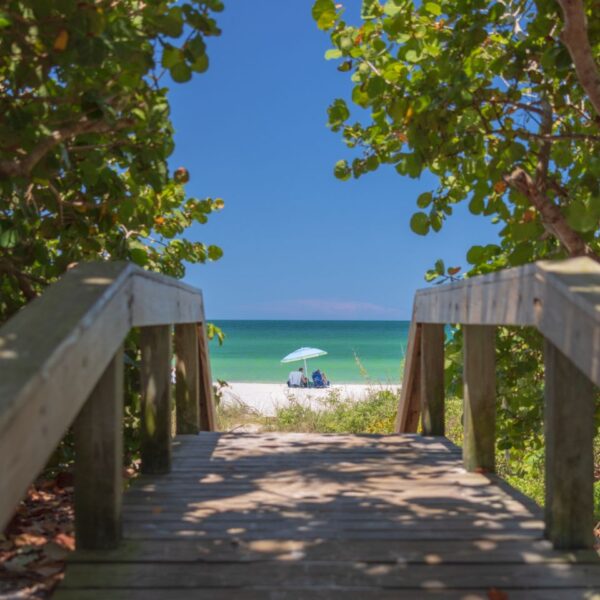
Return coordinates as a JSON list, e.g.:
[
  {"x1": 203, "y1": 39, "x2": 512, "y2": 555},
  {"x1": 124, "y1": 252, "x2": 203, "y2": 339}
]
[{"x1": 281, "y1": 347, "x2": 327, "y2": 378}]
